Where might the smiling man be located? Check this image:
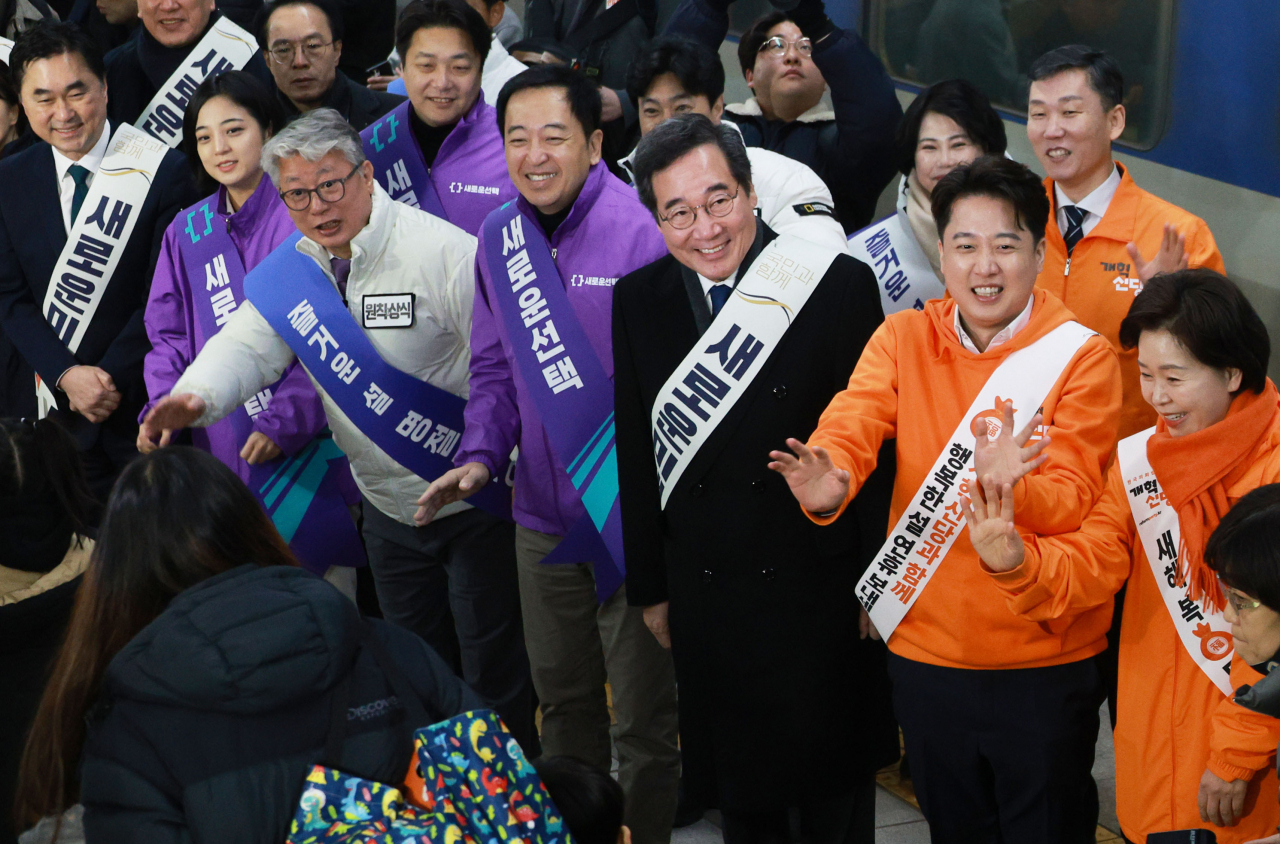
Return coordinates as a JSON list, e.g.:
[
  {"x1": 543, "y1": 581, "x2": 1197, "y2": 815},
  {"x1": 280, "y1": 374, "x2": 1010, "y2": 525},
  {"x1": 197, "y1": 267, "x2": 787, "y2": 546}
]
[
  {"x1": 416, "y1": 64, "x2": 680, "y2": 844},
  {"x1": 612, "y1": 113, "x2": 895, "y2": 842},
  {"x1": 1028, "y1": 45, "x2": 1224, "y2": 440},
  {"x1": 769, "y1": 155, "x2": 1123, "y2": 842}
]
